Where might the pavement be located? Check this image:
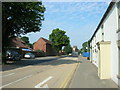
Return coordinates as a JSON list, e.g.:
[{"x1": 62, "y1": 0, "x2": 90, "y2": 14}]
[
  {"x1": 1, "y1": 56, "x2": 78, "y2": 88},
  {"x1": 69, "y1": 55, "x2": 118, "y2": 88}
]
